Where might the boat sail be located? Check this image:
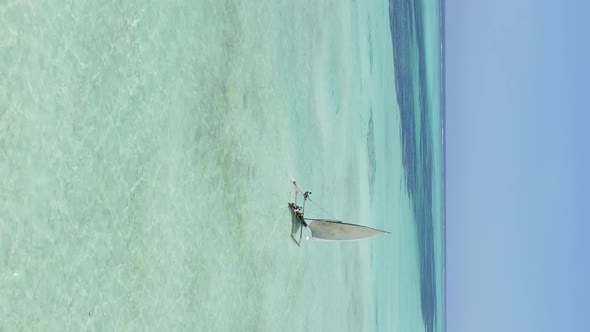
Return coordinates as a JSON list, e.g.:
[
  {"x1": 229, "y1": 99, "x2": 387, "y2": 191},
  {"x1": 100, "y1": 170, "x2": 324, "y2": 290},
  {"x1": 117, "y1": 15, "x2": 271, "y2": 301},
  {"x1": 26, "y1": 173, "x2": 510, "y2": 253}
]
[{"x1": 289, "y1": 180, "x2": 390, "y2": 245}]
